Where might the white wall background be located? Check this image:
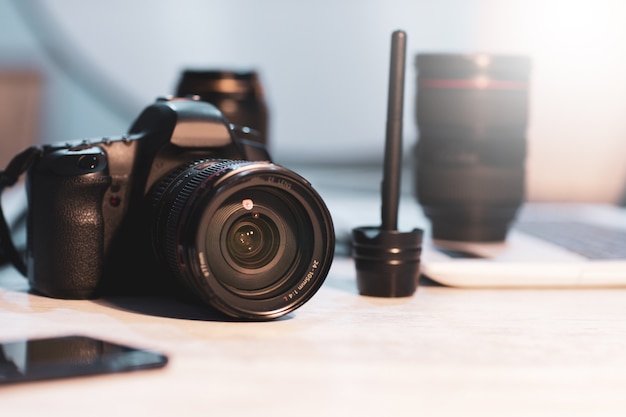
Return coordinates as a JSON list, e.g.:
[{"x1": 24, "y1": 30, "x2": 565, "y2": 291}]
[{"x1": 1, "y1": 0, "x2": 625, "y2": 203}]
